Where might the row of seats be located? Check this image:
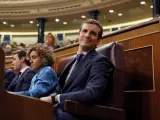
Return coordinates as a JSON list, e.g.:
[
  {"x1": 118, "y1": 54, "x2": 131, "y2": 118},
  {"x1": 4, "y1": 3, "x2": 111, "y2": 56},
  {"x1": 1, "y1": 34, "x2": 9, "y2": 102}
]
[{"x1": 1, "y1": 42, "x2": 125, "y2": 120}]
